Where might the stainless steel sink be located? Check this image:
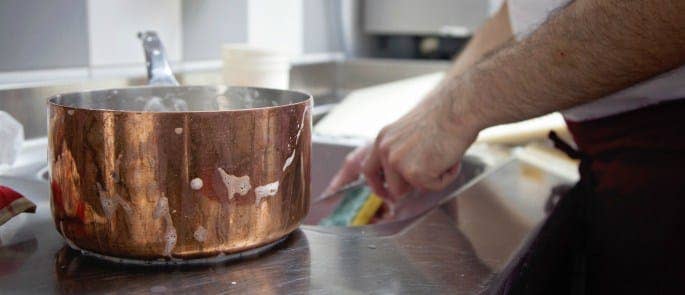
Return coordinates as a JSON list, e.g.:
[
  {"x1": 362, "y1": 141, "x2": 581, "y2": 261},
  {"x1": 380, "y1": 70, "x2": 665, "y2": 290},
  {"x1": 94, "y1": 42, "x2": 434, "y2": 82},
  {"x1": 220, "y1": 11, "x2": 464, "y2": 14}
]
[
  {"x1": 0, "y1": 133, "x2": 574, "y2": 294},
  {"x1": 33, "y1": 134, "x2": 490, "y2": 237},
  {"x1": 4, "y1": 58, "x2": 469, "y2": 241},
  {"x1": 0, "y1": 58, "x2": 578, "y2": 293},
  {"x1": 305, "y1": 140, "x2": 490, "y2": 236}
]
